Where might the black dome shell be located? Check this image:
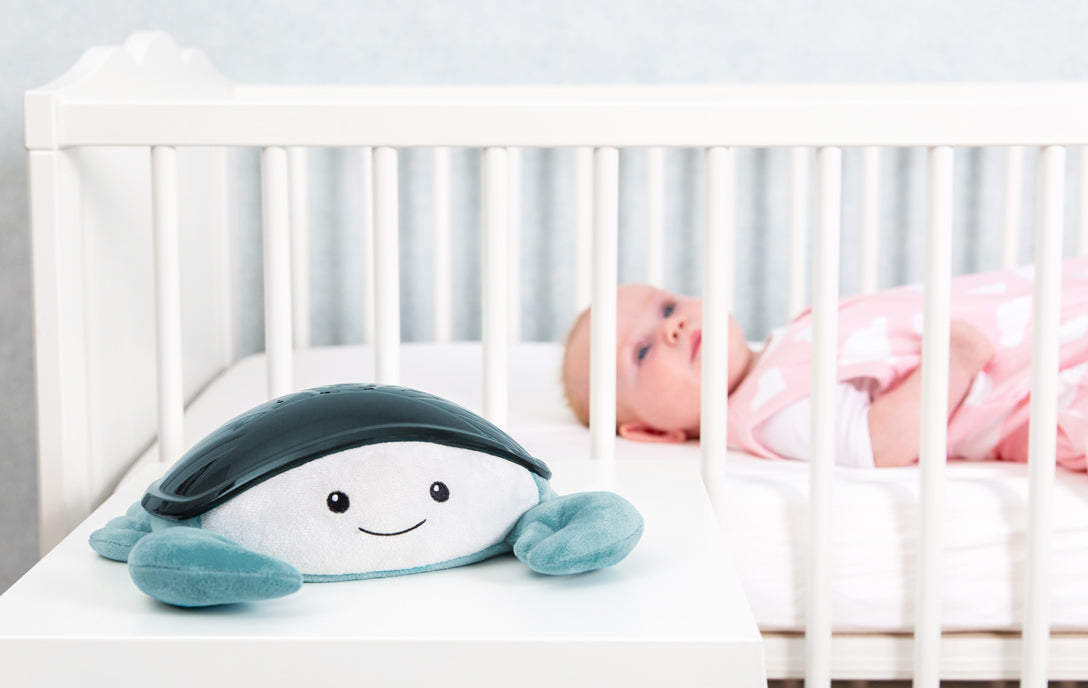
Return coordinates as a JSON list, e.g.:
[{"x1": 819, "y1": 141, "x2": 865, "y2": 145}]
[{"x1": 142, "y1": 383, "x2": 551, "y2": 520}]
